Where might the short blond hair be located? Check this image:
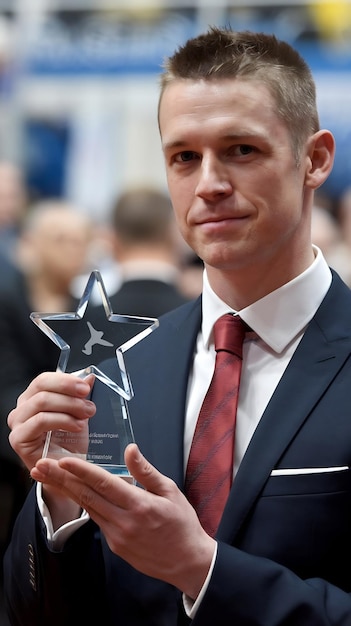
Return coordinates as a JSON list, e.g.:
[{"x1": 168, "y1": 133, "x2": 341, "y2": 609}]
[{"x1": 159, "y1": 27, "x2": 320, "y2": 164}]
